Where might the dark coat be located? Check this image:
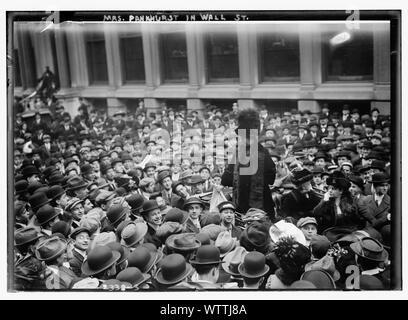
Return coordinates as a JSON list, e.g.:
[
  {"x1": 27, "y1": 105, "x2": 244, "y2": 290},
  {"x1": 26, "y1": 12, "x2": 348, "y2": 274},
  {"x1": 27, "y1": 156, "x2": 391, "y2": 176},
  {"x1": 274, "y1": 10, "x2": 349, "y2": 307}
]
[
  {"x1": 144, "y1": 224, "x2": 162, "y2": 248},
  {"x1": 360, "y1": 194, "x2": 391, "y2": 231},
  {"x1": 221, "y1": 144, "x2": 276, "y2": 214},
  {"x1": 312, "y1": 197, "x2": 366, "y2": 234},
  {"x1": 280, "y1": 189, "x2": 321, "y2": 221},
  {"x1": 68, "y1": 249, "x2": 86, "y2": 278}
]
